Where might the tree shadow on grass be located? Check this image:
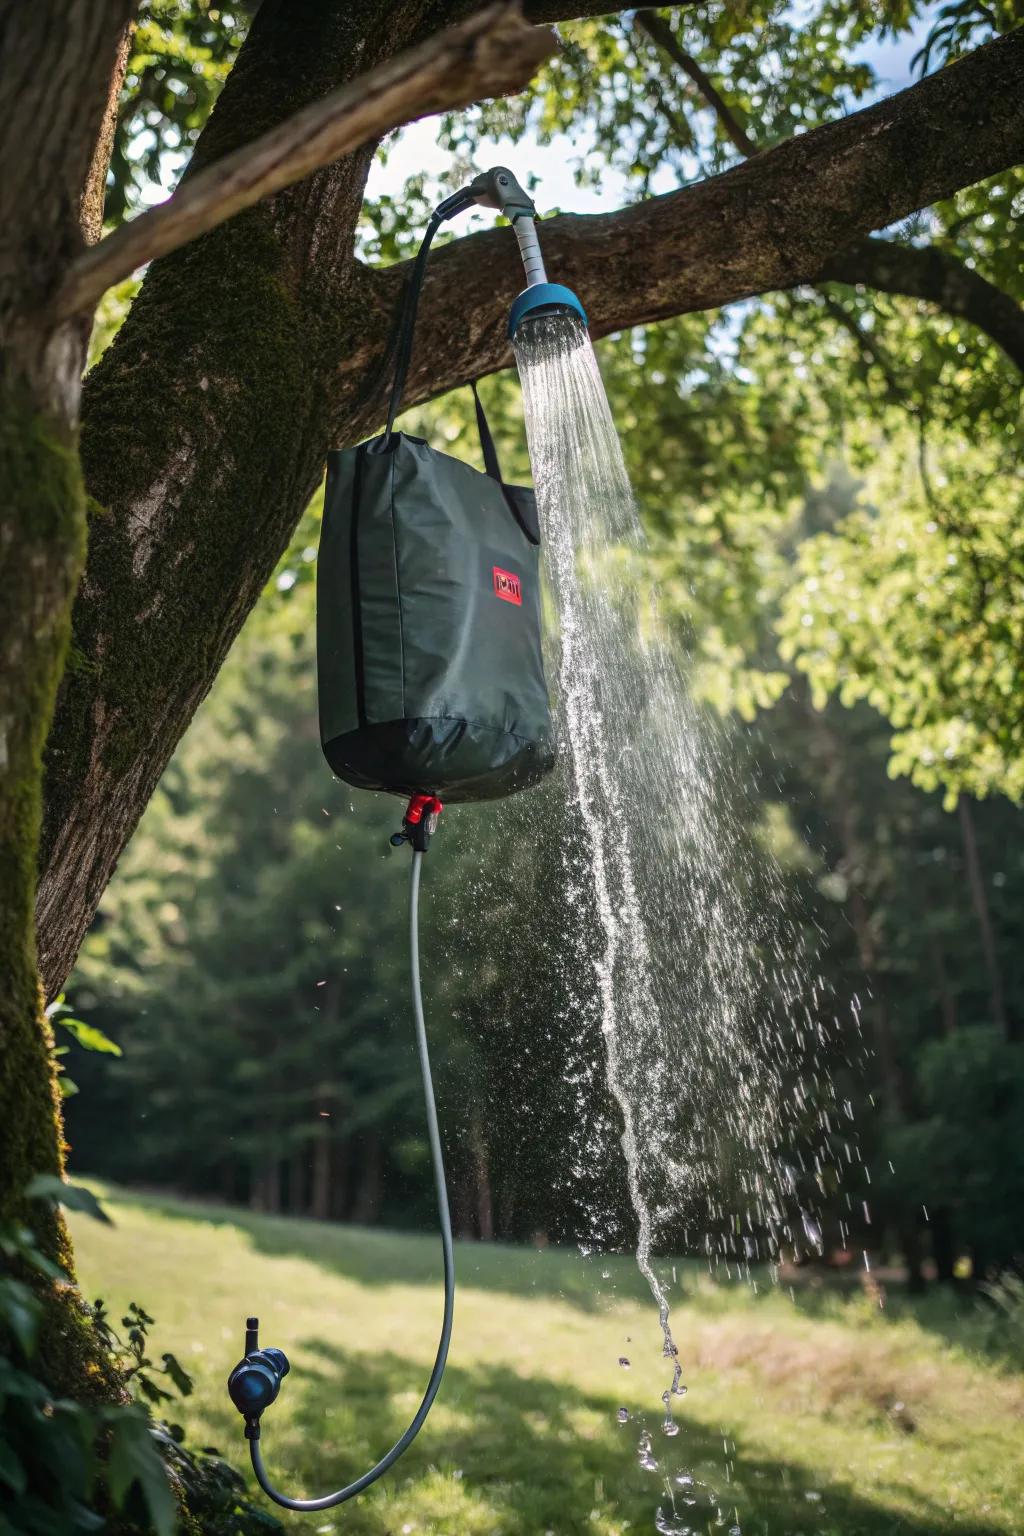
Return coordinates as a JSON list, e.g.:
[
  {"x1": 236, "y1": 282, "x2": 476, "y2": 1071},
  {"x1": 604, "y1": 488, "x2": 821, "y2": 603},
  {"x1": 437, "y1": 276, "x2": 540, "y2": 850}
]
[
  {"x1": 205, "y1": 1340, "x2": 1005, "y2": 1536},
  {"x1": 101, "y1": 1183, "x2": 644, "y2": 1311},
  {"x1": 98, "y1": 1186, "x2": 1024, "y2": 1376}
]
